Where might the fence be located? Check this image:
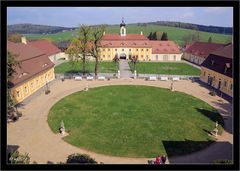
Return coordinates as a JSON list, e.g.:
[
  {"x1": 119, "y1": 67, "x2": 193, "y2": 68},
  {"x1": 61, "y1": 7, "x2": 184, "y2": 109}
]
[
  {"x1": 55, "y1": 73, "x2": 117, "y2": 80},
  {"x1": 137, "y1": 73, "x2": 200, "y2": 81}
]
